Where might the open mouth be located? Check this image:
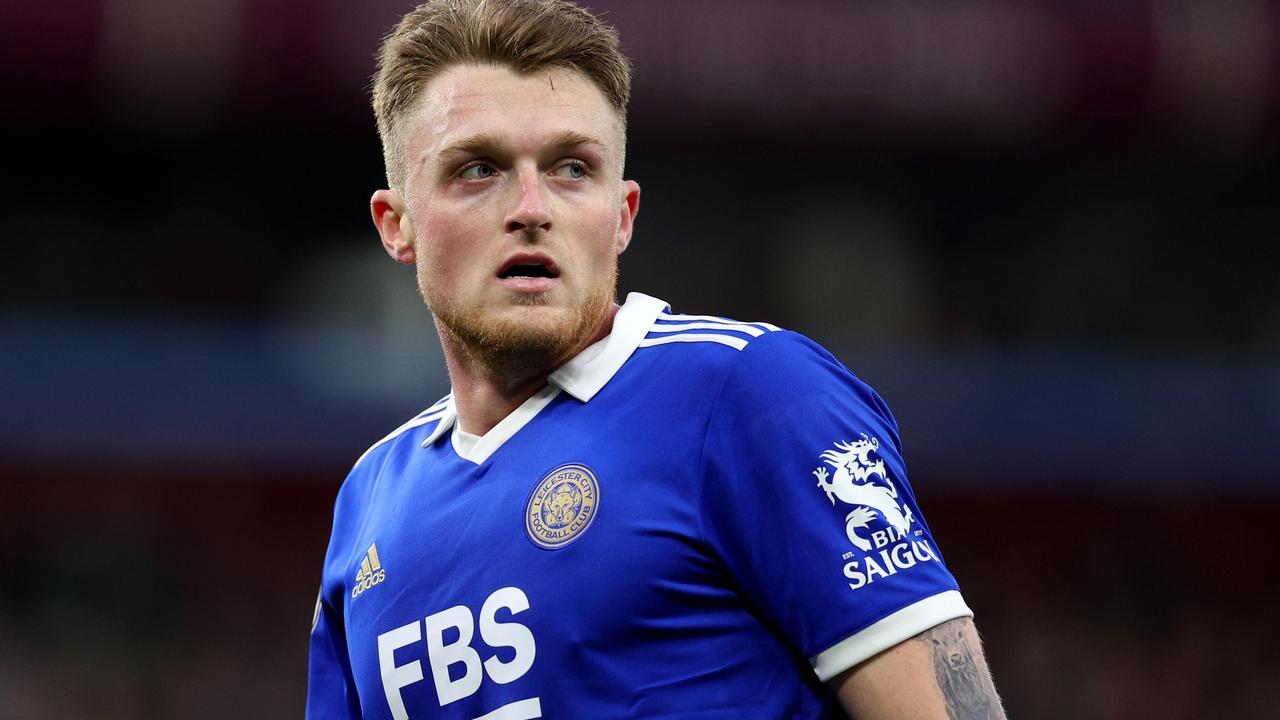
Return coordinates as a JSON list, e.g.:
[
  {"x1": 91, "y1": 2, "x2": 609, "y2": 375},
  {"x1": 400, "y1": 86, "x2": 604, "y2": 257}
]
[
  {"x1": 499, "y1": 263, "x2": 557, "y2": 279},
  {"x1": 497, "y1": 254, "x2": 561, "y2": 280}
]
